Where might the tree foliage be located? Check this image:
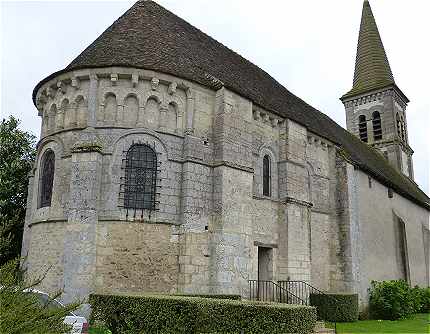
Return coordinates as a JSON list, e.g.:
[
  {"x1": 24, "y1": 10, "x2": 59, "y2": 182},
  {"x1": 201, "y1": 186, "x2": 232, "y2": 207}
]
[
  {"x1": 0, "y1": 258, "x2": 80, "y2": 334},
  {"x1": 0, "y1": 116, "x2": 36, "y2": 265}
]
